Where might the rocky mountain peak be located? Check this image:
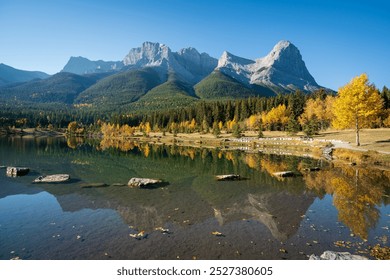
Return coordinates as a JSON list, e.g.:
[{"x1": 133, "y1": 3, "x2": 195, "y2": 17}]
[
  {"x1": 122, "y1": 42, "x2": 217, "y2": 83},
  {"x1": 123, "y1": 42, "x2": 172, "y2": 67},
  {"x1": 216, "y1": 40, "x2": 320, "y2": 92}
]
